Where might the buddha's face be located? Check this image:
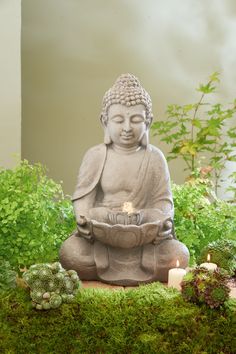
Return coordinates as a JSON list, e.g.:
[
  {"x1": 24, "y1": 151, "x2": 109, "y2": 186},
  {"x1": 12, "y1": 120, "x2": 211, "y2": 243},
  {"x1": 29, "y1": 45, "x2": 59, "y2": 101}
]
[{"x1": 106, "y1": 104, "x2": 147, "y2": 148}]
